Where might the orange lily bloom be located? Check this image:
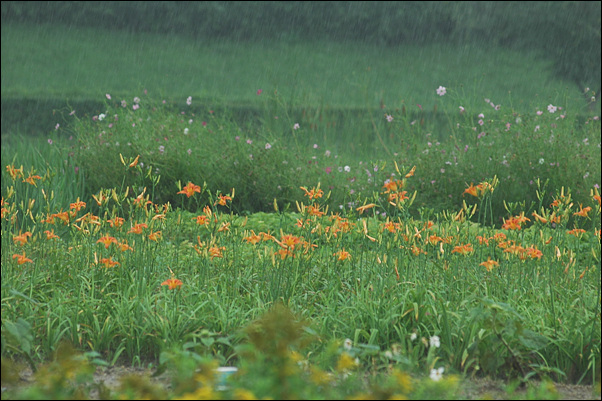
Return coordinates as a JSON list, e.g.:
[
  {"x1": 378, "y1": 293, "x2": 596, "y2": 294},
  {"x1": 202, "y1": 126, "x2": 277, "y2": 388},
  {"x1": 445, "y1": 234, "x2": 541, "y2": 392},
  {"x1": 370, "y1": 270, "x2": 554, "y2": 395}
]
[
  {"x1": 209, "y1": 246, "x2": 225, "y2": 259},
  {"x1": 567, "y1": 228, "x2": 586, "y2": 237},
  {"x1": 300, "y1": 186, "x2": 324, "y2": 200},
  {"x1": 279, "y1": 234, "x2": 301, "y2": 249},
  {"x1": 99, "y1": 257, "x2": 120, "y2": 268},
  {"x1": 6, "y1": 165, "x2": 24, "y2": 180},
  {"x1": 479, "y1": 257, "x2": 499, "y2": 272},
  {"x1": 305, "y1": 204, "x2": 325, "y2": 217},
  {"x1": 161, "y1": 278, "x2": 183, "y2": 290},
  {"x1": 128, "y1": 223, "x2": 148, "y2": 234},
  {"x1": 13, "y1": 252, "x2": 33, "y2": 265},
  {"x1": 23, "y1": 174, "x2": 42, "y2": 186},
  {"x1": 97, "y1": 235, "x2": 118, "y2": 249},
  {"x1": 463, "y1": 183, "x2": 479, "y2": 197},
  {"x1": 215, "y1": 194, "x2": 233, "y2": 206},
  {"x1": 193, "y1": 215, "x2": 209, "y2": 225},
  {"x1": 573, "y1": 205, "x2": 592, "y2": 217},
  {"x1": 70, "y1": 198, "x2": 86, "y2": 212},
  {"x1": 116, "y1": 241, "x2": 134, "y2": 252},
  {"x1": 335, "y1": 249, "x2": 351, "y2": 261},
  {"x1": 13, "y1": 231, "x2": 32, "y2": 246},
  {"x1": 178, "y1": 182, "x2": 201, "y2": 198},
  {"x1": 44, "y1": 230, "x2": 60, "y2": 240},
  {"x1": 107, "y1": 217, "x2": 125, "y2": 228},
  {"x1": 452, "y1": 243, "x2": 474, "y2": 255},
  {"x1": 148, "y1": 230, "x2": 162, "y2": 242},
  {"x1": 243, "y1": 231, "x2": 262, "y2": 245}
]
